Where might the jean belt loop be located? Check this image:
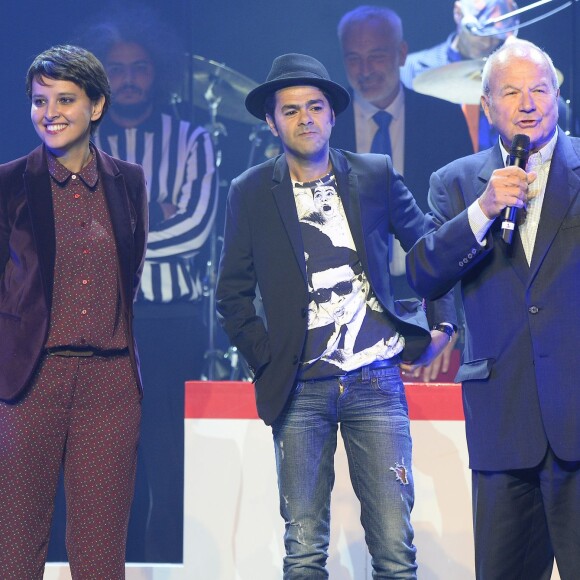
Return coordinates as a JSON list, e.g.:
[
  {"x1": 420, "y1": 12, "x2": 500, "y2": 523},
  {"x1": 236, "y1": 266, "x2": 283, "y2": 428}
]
[{"x1": 361, "y1": 364, "x2": 370, "y2": 381}]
